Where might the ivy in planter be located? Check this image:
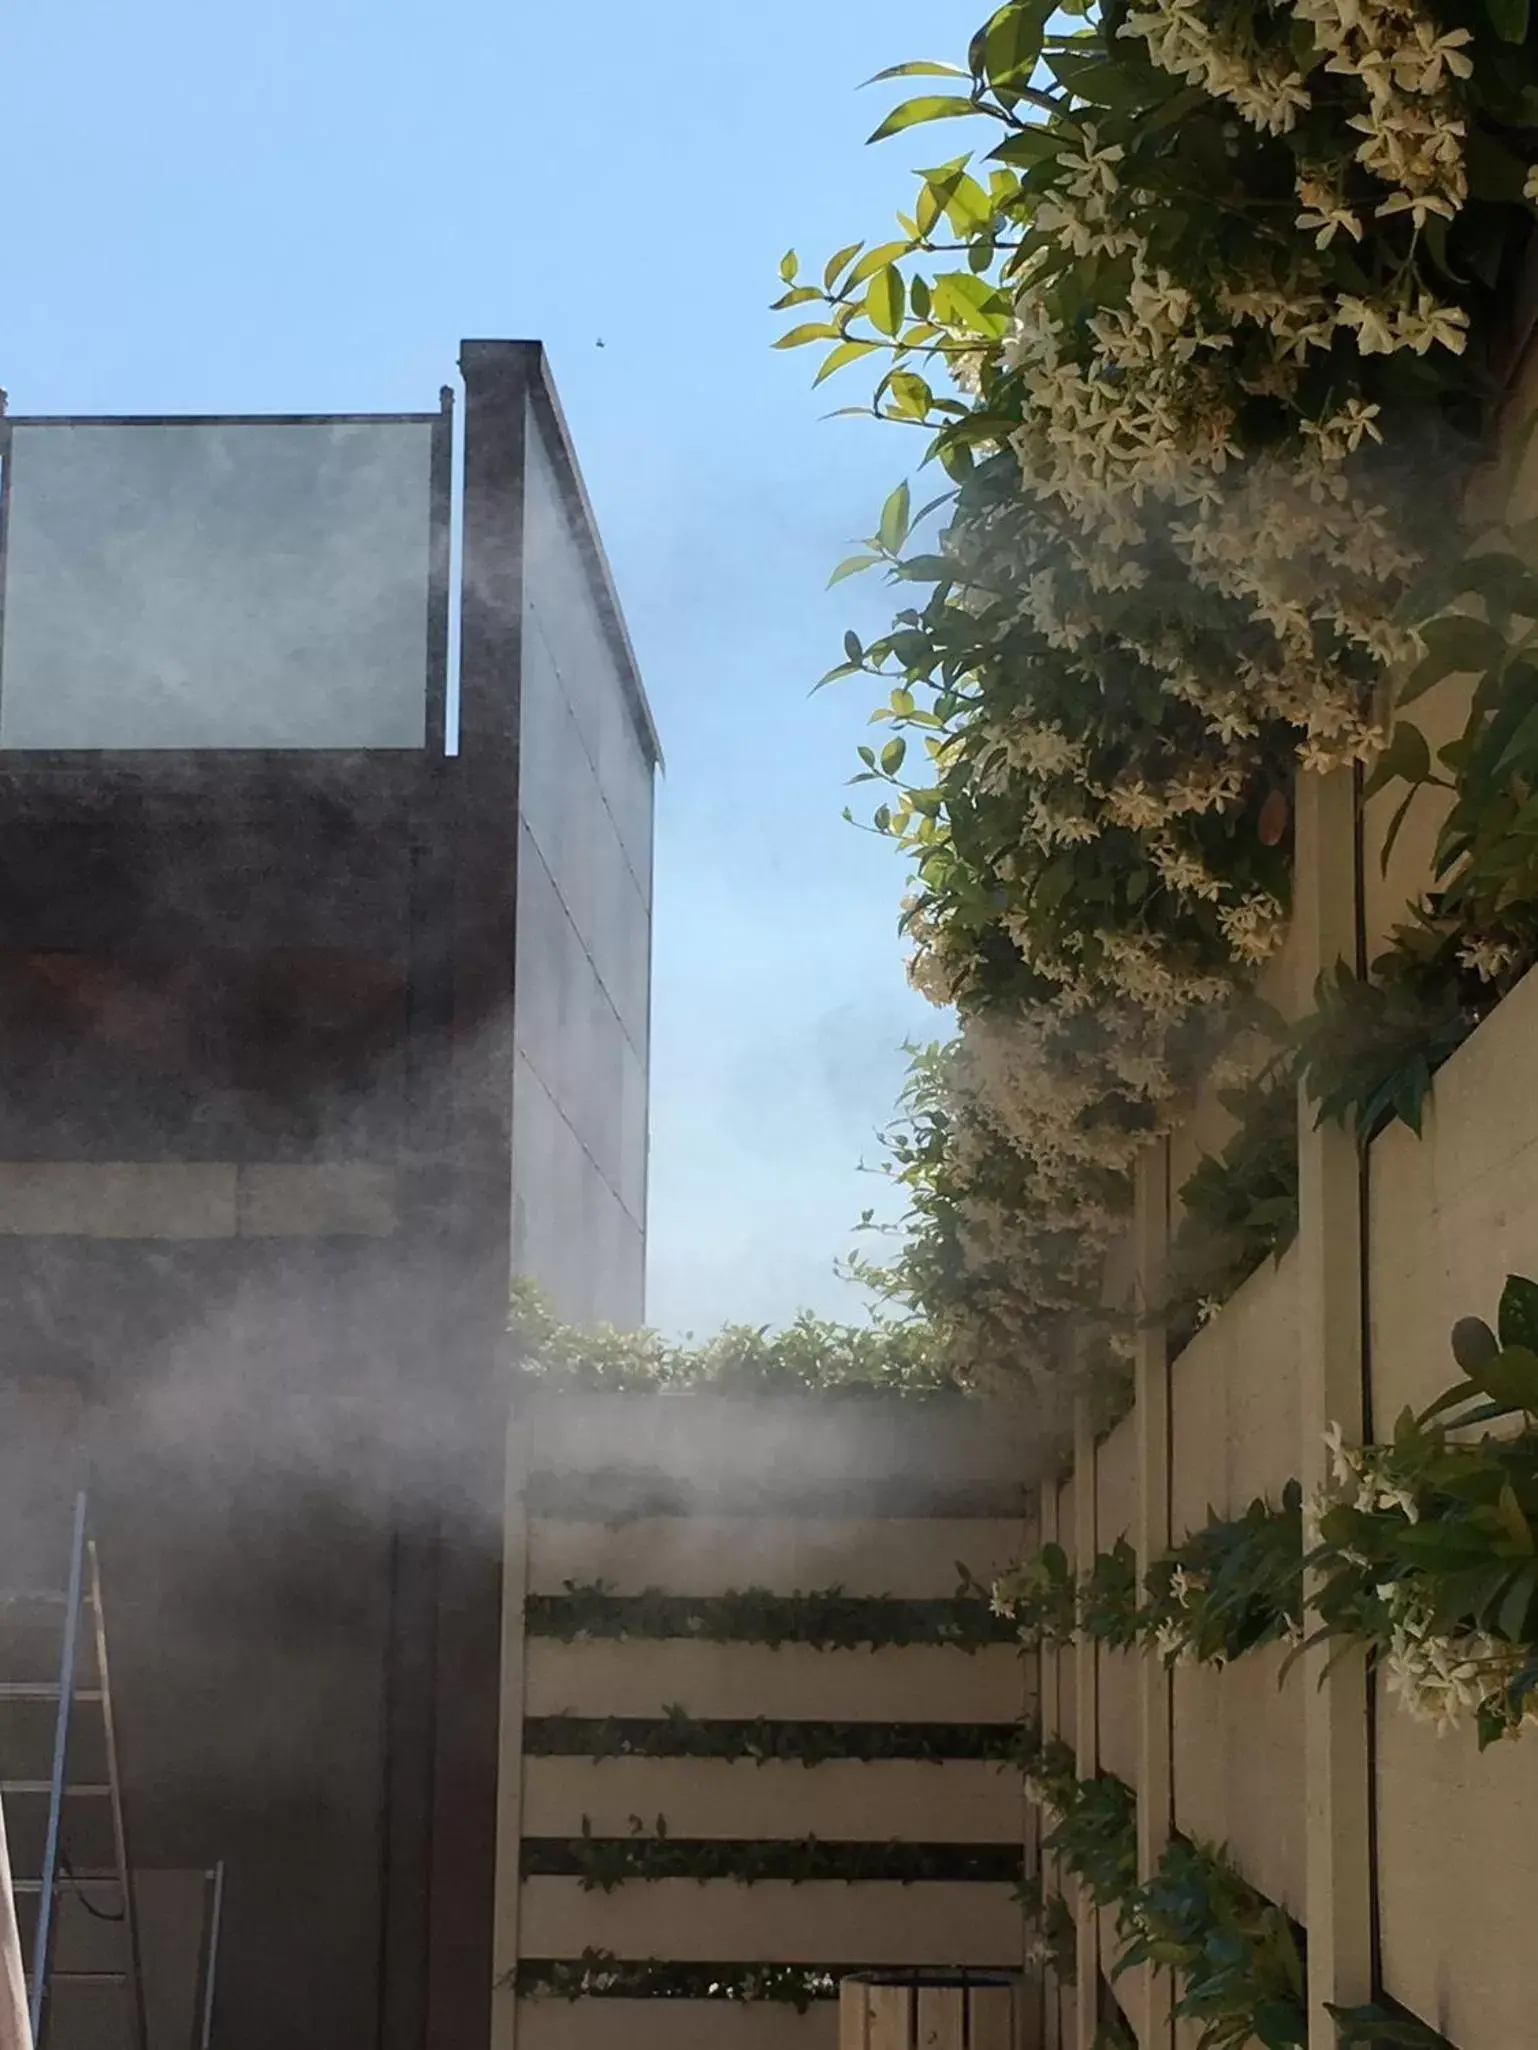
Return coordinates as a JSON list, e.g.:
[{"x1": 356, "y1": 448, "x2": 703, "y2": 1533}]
[
  {"x1": 523, "y1": 1818, "x2": 1023, "y2": 1890},
  {"x1": 525, "y1": 1581, "x2": 1014, "y2": 1651},
  {"x1": 1078, "y1": 1538, "x2": 1142, "y2": 1652},
  {"x1": 1303, "y1": 1273, "x2": 1538, "y2": 1745},
  {"x1": 523, "y1": 1709, "x2": 1035, "y2": 1765},
  {"x1": 1293, "y1": 937, "x2": 1498, "y2": 1143},
  {"x1": 1024, "y1": 1742, "x2": 1139, "y2": 1920},
  {"x1": 1166, "y1": 1066, "x2": 1300, "y2": 1345},
  {"x1": 1017, "y1": 1753, "x2": 1454, "y2": 2048},
  {"x1": 511, "y1": 1954, "x2": 840, "y2": 2007},
  {"x1": 995, "y1": 1500, "x2": 1302, "y2": 1667},
  {"x1": 977, "y1": 1545, "x2": 1079, "y2": 1647},
  {"x1": 1019, "y1": 1876, "x2": 1078, "y2": 1977},
  {"x1": 1115, "y1": 1836, "x2": 1305, "y2": 2050},
  {"x1": 1142, "y1": 1489, "x2": 1304, "y2": 1667}
]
